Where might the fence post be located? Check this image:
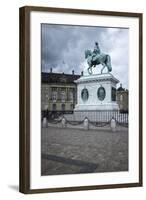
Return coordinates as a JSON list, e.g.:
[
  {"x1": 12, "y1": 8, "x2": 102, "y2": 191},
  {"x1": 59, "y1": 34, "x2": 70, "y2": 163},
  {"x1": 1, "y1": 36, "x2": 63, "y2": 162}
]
[
  {"x1": 84, "y1": 117, "x2": 89, "y2": 130},
  {"x1": 42, "y1": 117, "x2": 48, "y2": 128},
  {"x1": 62, "y1": 117, "x2": 67, "y2": 128},
  {"x1": 110, "y1": 118, "x2": 116, "y2": 132}
]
